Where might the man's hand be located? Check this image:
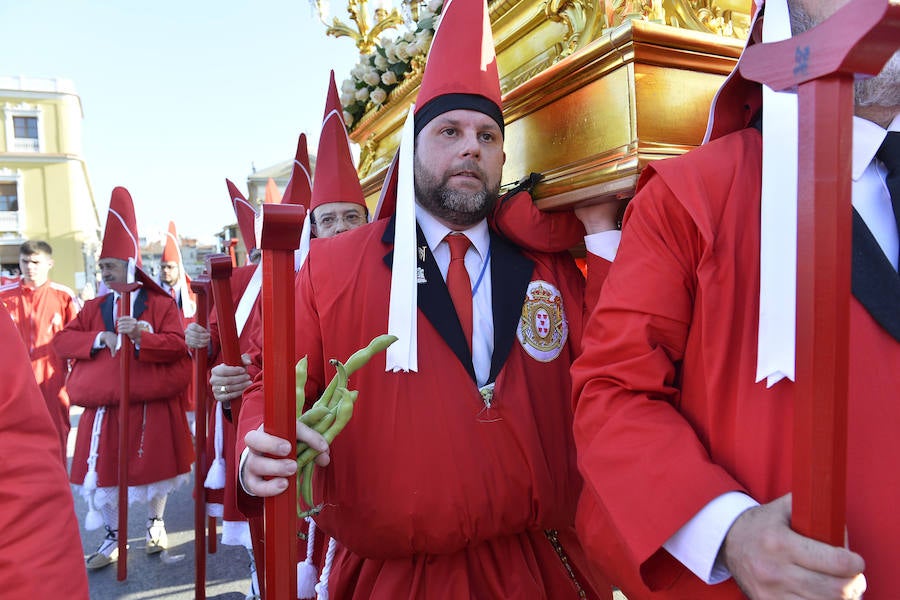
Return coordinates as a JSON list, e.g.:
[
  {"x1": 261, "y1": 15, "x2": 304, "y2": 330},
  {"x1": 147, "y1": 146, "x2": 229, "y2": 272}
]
[
  {"x1": 721, "y1": 494, "x2": 866, "y2": 599},
  {"x1": 241, "y1": 422, "x2": 331, "y2": 497},
  {"x1": 185, "y1": 322, "x2": 210, "y2": 349},
  {"x1": 99, "y1": 331, "x2": 118, "y2": 356},
  {"x1": 209, "y1": 355, "x2": 253, "y2": 405},
  {"x1": 574, "y1": 200, "x2": 625, "y2": 235},
  {"x1": 116, "y1": 315, "x2": 142, "y2": 345}
]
